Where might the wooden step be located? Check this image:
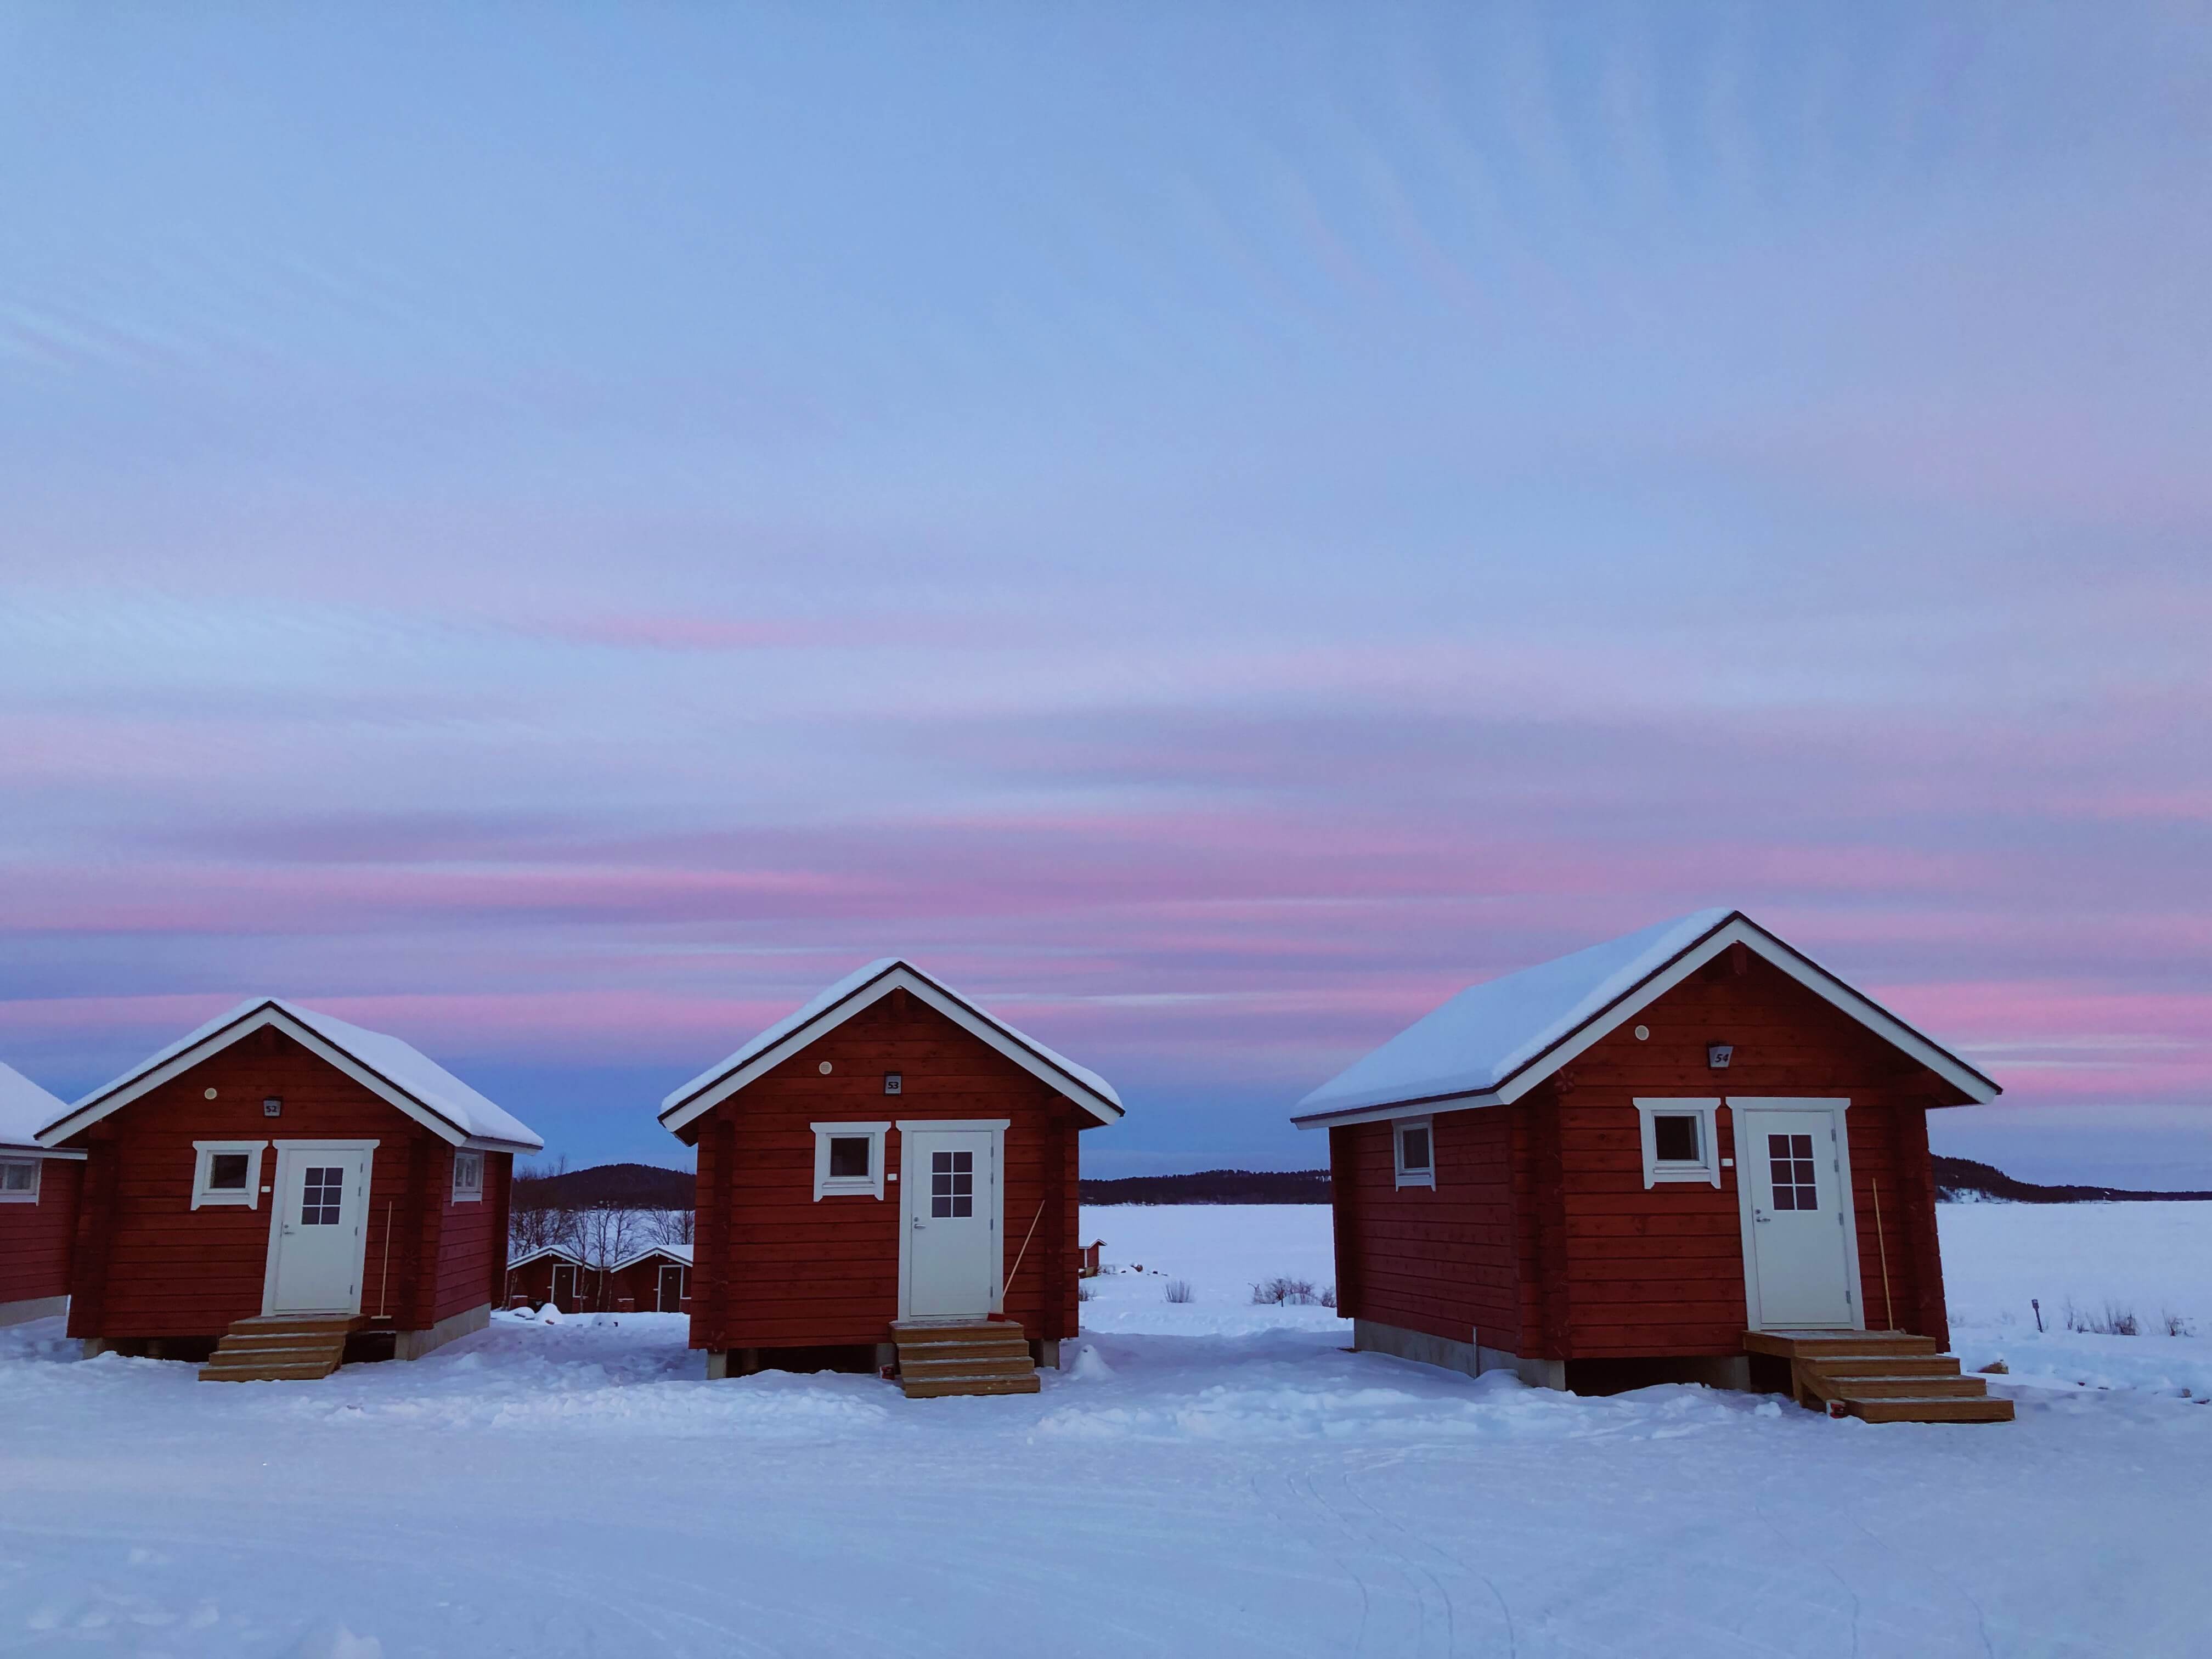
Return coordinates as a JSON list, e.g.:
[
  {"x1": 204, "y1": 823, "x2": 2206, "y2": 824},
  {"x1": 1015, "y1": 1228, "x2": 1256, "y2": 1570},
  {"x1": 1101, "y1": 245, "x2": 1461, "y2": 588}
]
[
  {"x1": 900, "y1": 1373, "x2": 1041, "y2": 1398},
  {"x1": 1744, "y1": 1329, "x2": 1943, "y2": 1359},
  {"x1": 1844, "y1": 1395, "x2": 2015, "y2": 1424},
  {"x1": 899, "y1": 1356, "x2": 1037, "y2": 1380},
  {"x1": 1814, "y1": 1374, "x2": 1990, "y2": 1402},
  {"x1": 200, "y1": 1314, "x2": 357, "y2": 1383},
  {"x1": 891, "y1": 1318, "x2": 1039, "y2": 1400},
  {"x1": 1803, "y1": 1355, "x2": 1961, "y2": 1380},
  {"x1": 202, "y1": 1358, "x2": 342, "y2": 1383}
]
